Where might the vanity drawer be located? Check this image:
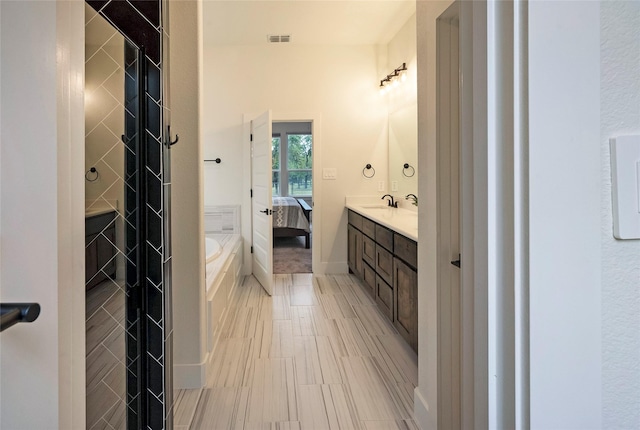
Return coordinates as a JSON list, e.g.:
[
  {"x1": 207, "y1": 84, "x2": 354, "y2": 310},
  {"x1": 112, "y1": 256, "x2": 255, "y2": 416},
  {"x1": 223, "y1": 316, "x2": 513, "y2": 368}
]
[
  {"x1": 375, "y1": 224, "x2": 394, "y2": 252},
  {"x1": 362, "y1": 217, "x2": 376, "y2": 239},
  {"x1": 348, "y1": 210, "x2": 363, "y2": 230},
  {"x1": 376, "y1": 275, "x2": 393, "y2": 320},
  {"x1": 362, "y1": 234, "x2": 376, "y2": 267},
  {"x1": 376, "y1": 244, "x2": 393, "y2": 286},
  {"x1": 362, "y1": 262, "x2": 376, "y2": 298},
  {"x1": 394, "y1": 233, "x2": 417, "y2": 269}
]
